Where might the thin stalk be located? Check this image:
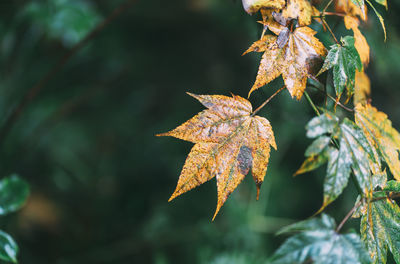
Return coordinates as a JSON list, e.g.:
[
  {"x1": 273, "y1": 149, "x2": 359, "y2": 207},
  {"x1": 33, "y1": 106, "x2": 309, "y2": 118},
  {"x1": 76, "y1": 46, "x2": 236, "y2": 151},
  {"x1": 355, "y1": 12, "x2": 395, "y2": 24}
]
[
  {"x1": 323, "y1": 12, "x2": 346, "y2": 17},
  {"x1": 308, "y1": 85, "x2": 354, "y2": 112},
  {"x1": 251, "y1": 86, "x2": 285, "y2": 116},
  {"x1": 322, "y1": 19, "x2": 340, "y2": 45},
  {"x1": 336, "y1": 199, "x2": 363, "y2": 233},
  {"x1": 304, "y1": 91, "x2": 320, "y2": 116},
  {"x1": 322, "y1": 0, "x2": 335, "y2": 14}
]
